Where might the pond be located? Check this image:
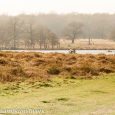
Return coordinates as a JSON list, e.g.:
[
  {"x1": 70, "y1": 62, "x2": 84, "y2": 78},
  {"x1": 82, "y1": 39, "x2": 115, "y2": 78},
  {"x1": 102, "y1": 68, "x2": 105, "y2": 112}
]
[{"x1": 1, "y1": 50, "x2": 115, "y2": 55}]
